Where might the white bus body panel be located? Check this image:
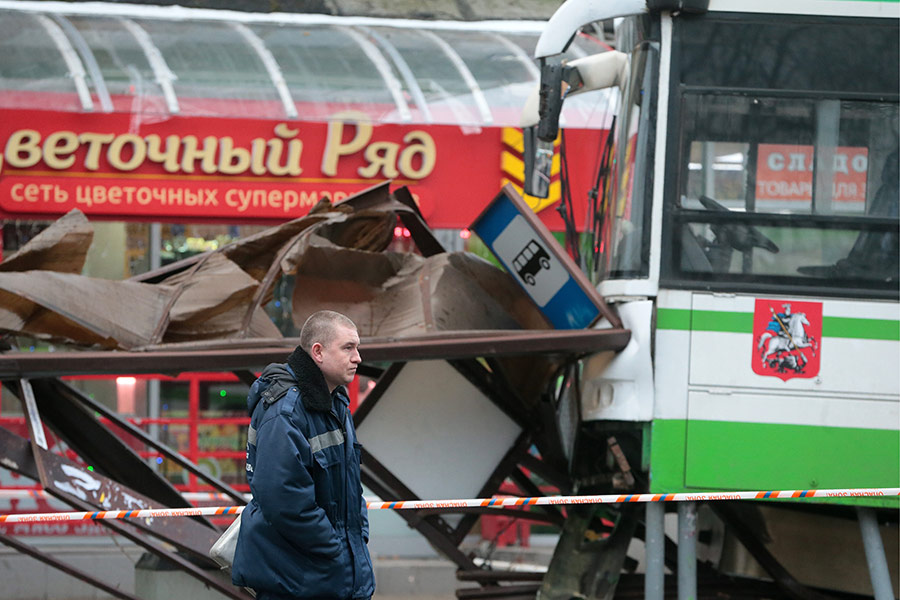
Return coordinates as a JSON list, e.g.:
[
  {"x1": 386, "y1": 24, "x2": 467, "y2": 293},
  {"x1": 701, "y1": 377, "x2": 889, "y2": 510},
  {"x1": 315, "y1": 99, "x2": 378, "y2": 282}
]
[
  {"x1": 654, "y1": 291, "x2": 900, "y2": 434},
  {"x1": 582, "y1": 300, "x2": 655, "y2": 421},
  {"x1": 688, "y1": 293, "x2": 899, "y2": 396}
]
